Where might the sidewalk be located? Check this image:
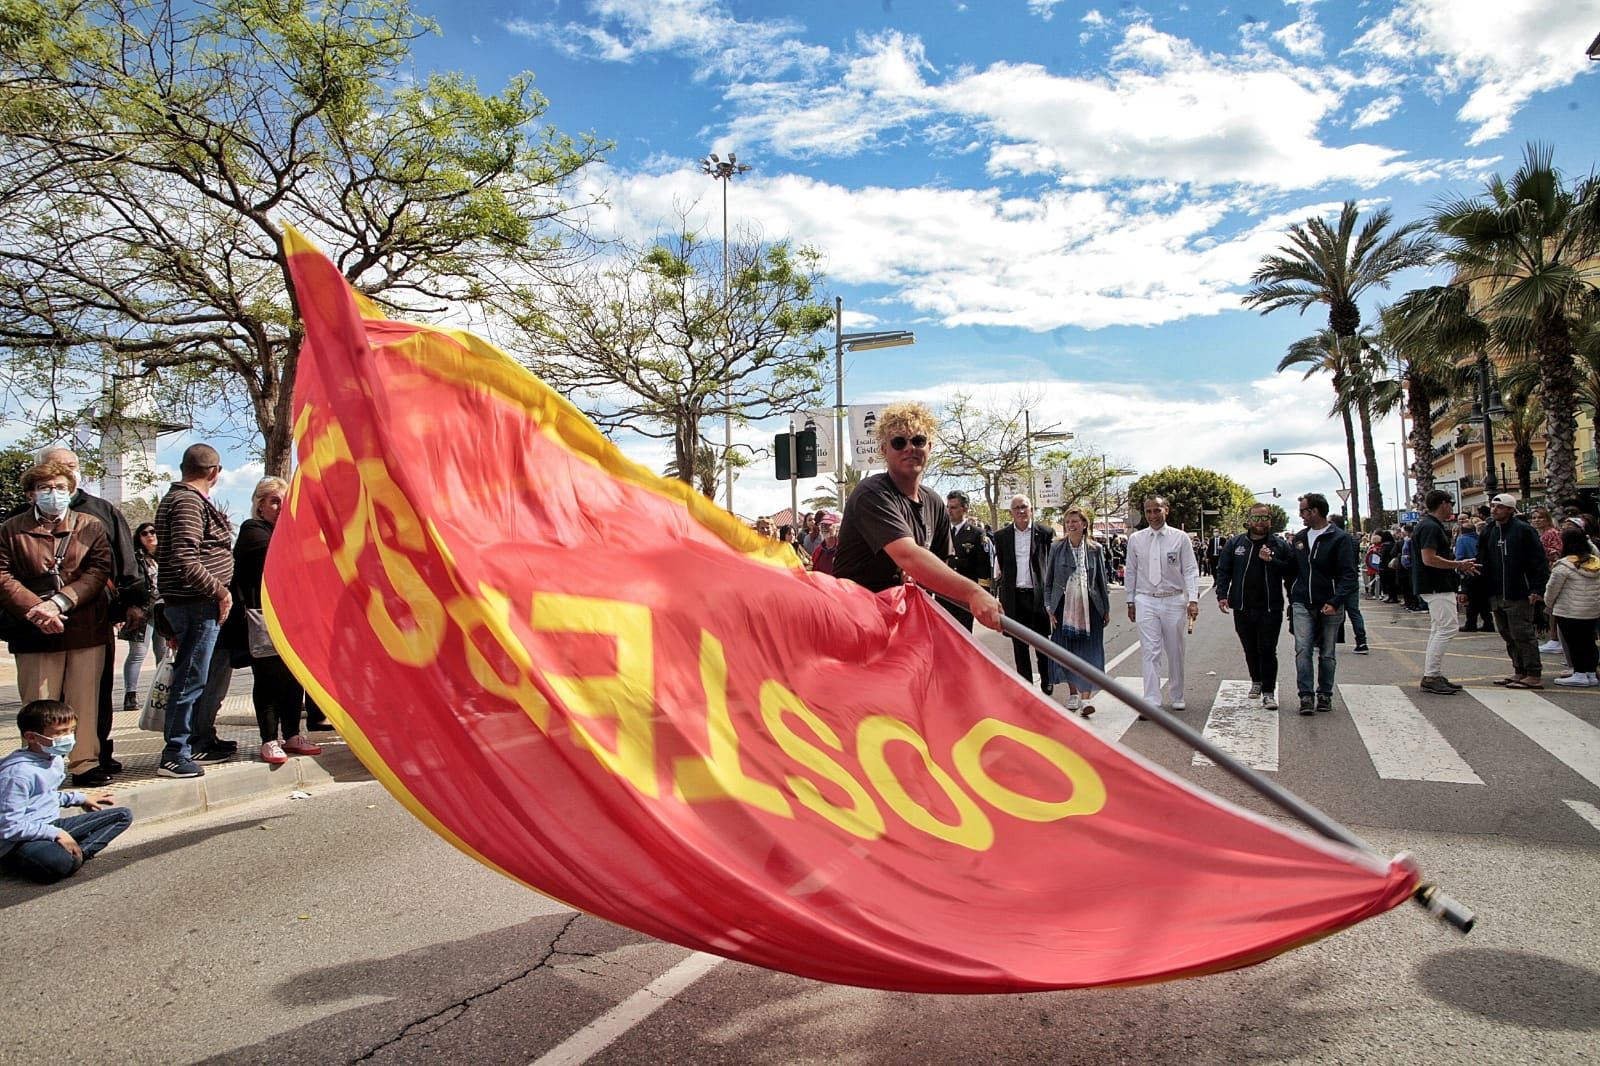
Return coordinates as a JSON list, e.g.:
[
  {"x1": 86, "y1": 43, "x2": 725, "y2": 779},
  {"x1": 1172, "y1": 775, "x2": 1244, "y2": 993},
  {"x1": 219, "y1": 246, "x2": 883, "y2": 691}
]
[{"x1": 0, "y1": 648, "x2": 371, "y2": 825}]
